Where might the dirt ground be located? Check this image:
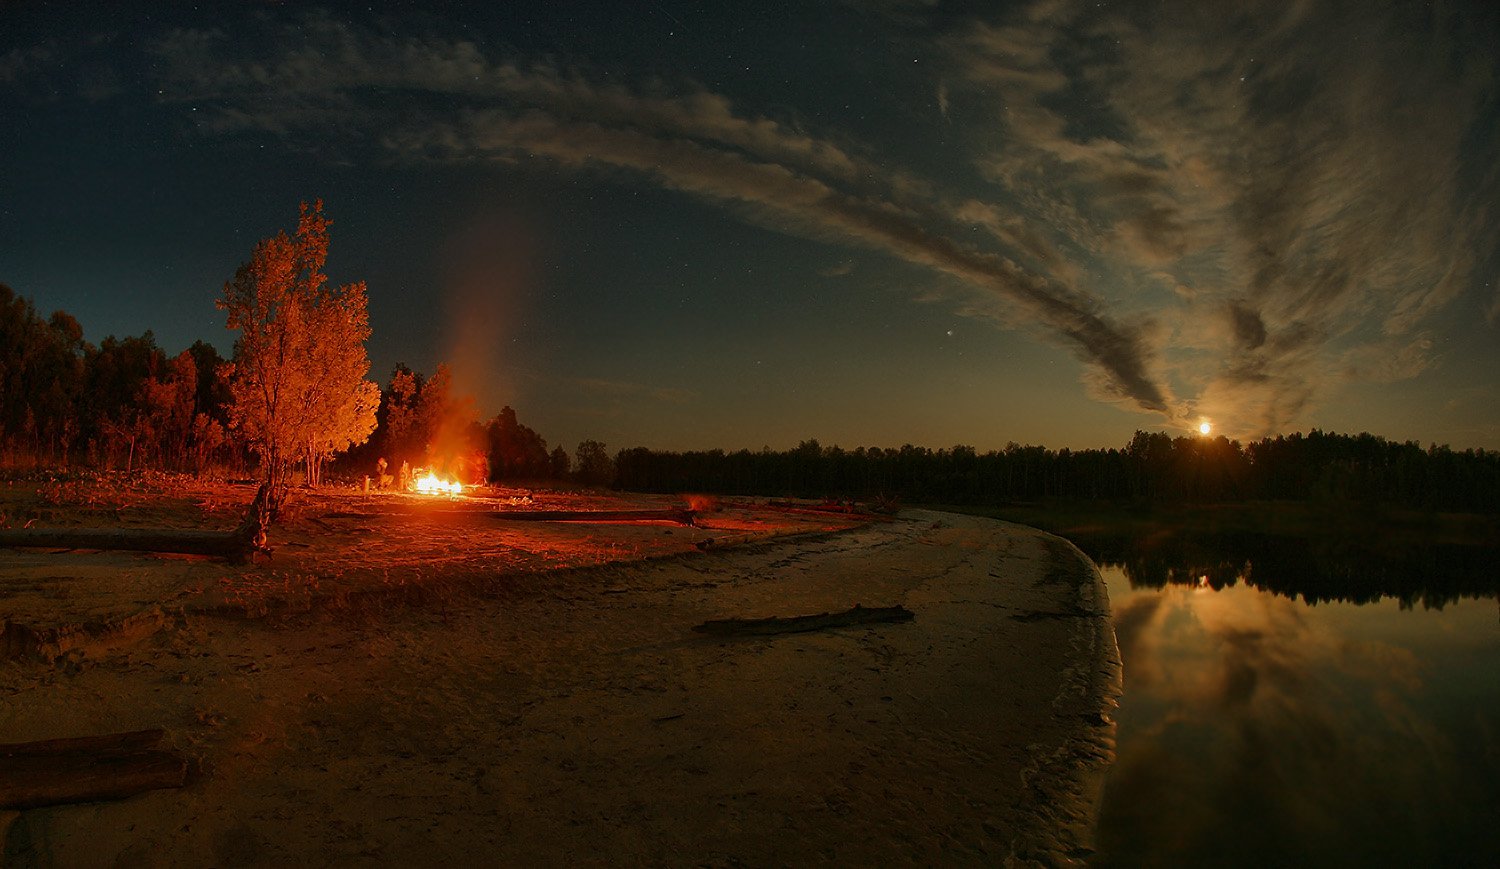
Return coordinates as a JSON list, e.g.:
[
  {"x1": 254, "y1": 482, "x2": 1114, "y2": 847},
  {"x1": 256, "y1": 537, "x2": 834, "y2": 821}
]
[
  {"x1": 1, "y1": 477, "x2": 1120, "y2": 866},
  {"x1": 0, "y1": 476, "x2": 857, "y2": 654}
]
